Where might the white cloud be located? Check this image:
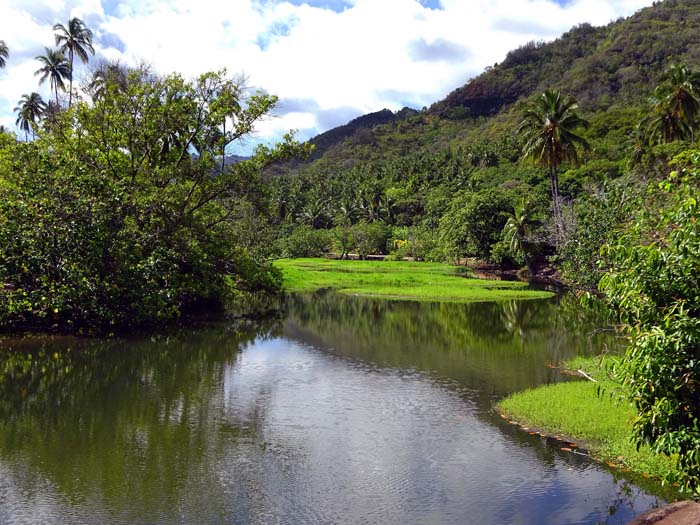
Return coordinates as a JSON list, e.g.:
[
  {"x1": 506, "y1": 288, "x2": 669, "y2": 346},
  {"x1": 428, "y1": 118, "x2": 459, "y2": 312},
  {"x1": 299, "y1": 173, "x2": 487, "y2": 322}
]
[{"x1": 0, "y1": 0, "x2": 655, "y2": 148}]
